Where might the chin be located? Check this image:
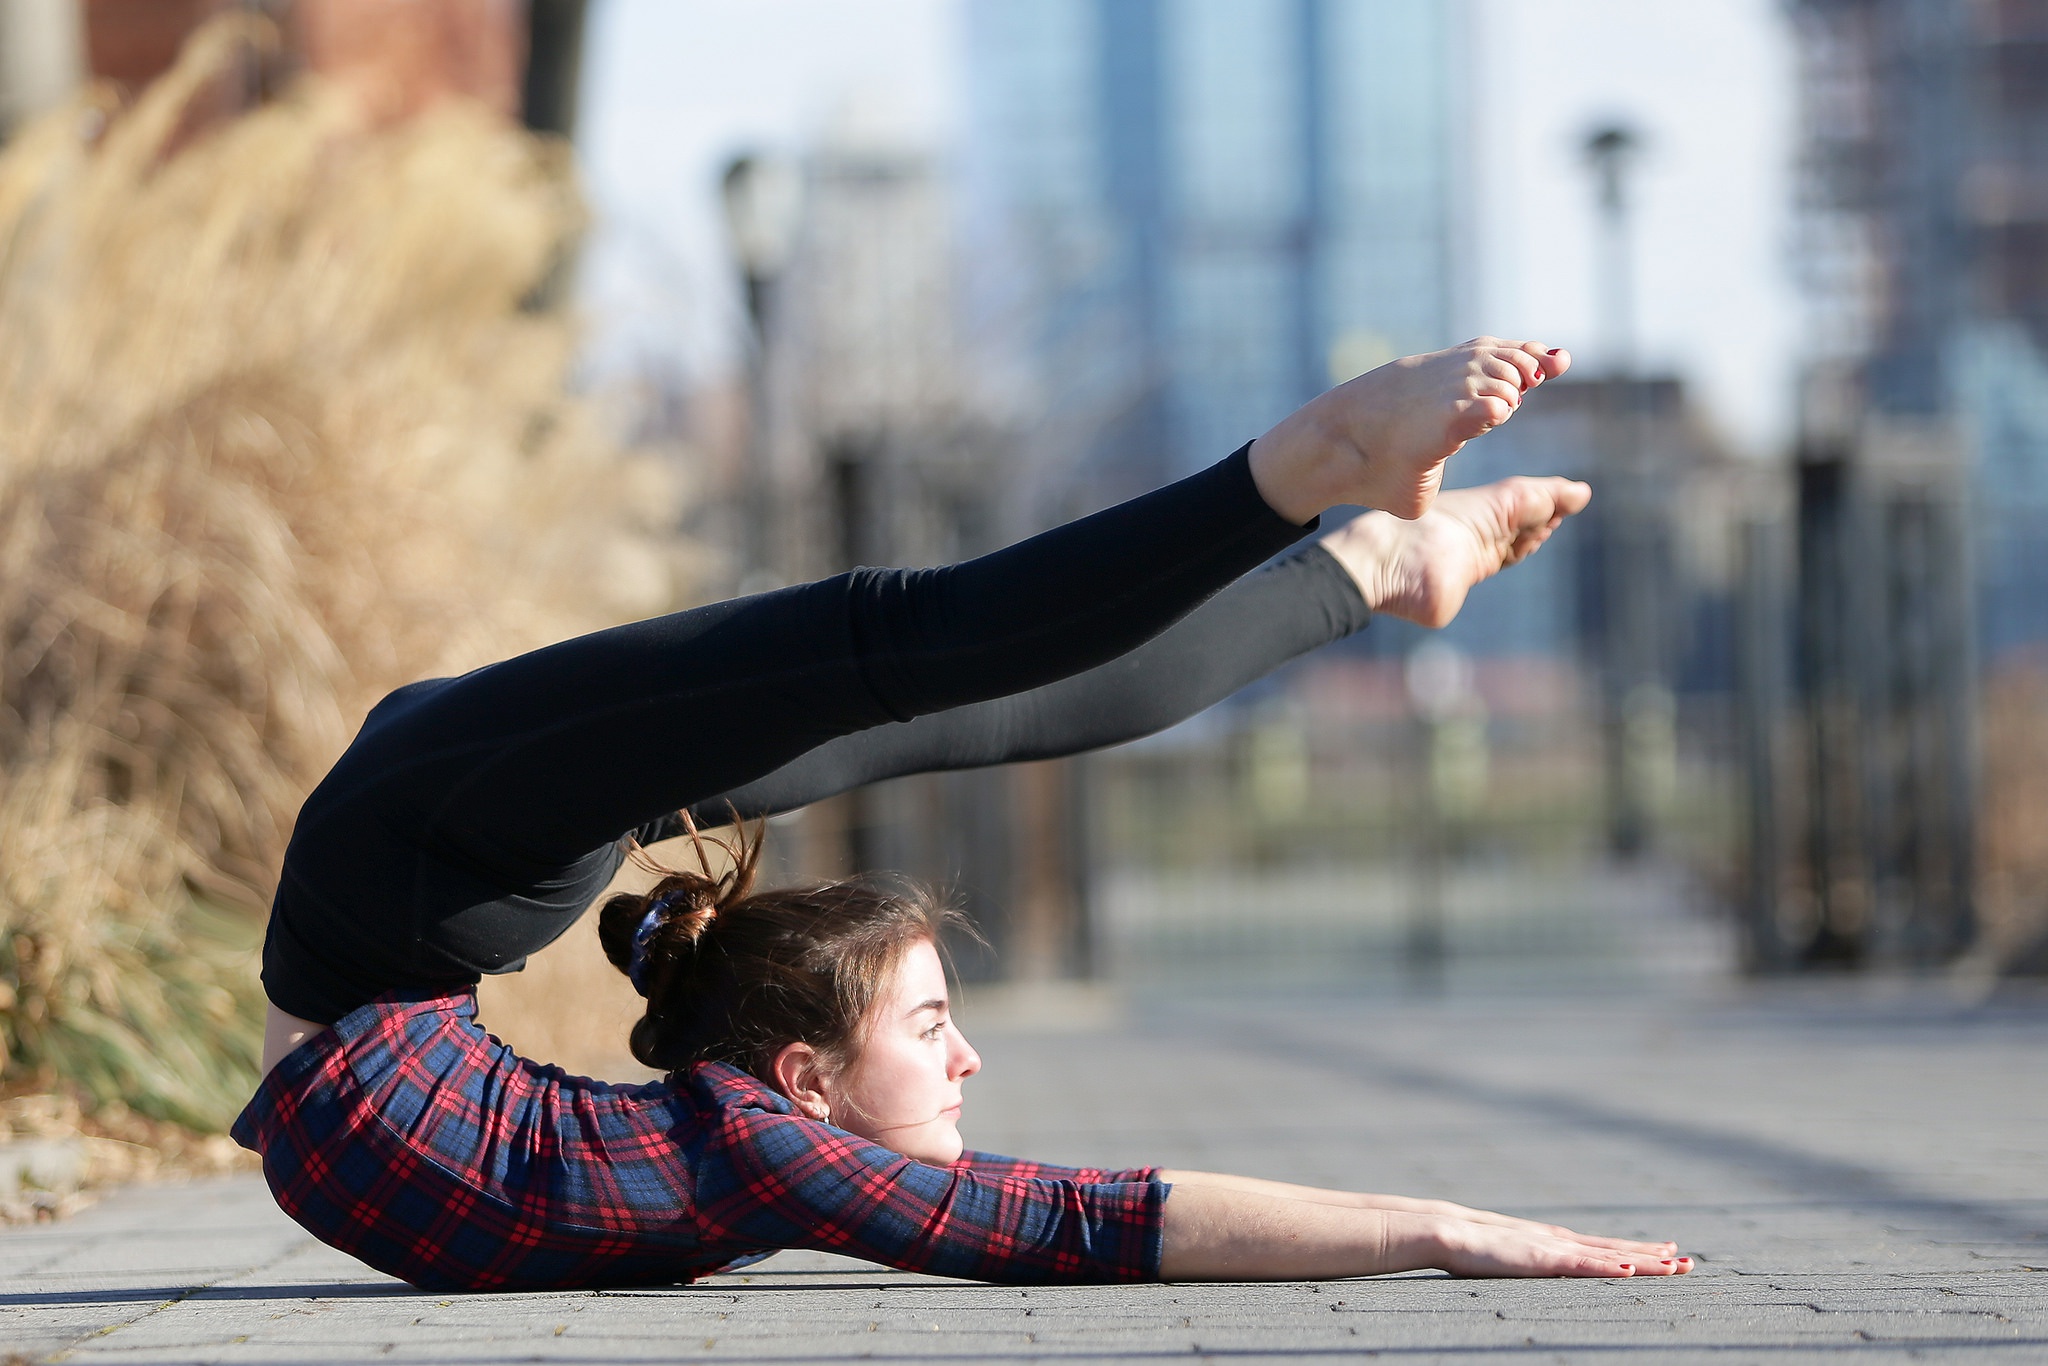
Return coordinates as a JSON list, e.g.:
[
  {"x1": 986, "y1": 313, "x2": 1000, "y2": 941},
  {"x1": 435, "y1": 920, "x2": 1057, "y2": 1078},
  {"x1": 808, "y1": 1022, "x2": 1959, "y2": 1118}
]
[{"x1": 902, "y1": 1124, "x2": 965, "y2": 1167}]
